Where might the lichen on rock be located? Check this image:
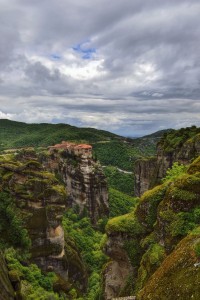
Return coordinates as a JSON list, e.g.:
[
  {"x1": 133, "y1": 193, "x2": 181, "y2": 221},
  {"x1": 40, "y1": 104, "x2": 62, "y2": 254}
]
[
  {"x1": 0, "y1": 148, "x2": 88, "y2": 295},
  {"x1": 42, "y1": 143, "x2": 109, "y2": 224}
]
